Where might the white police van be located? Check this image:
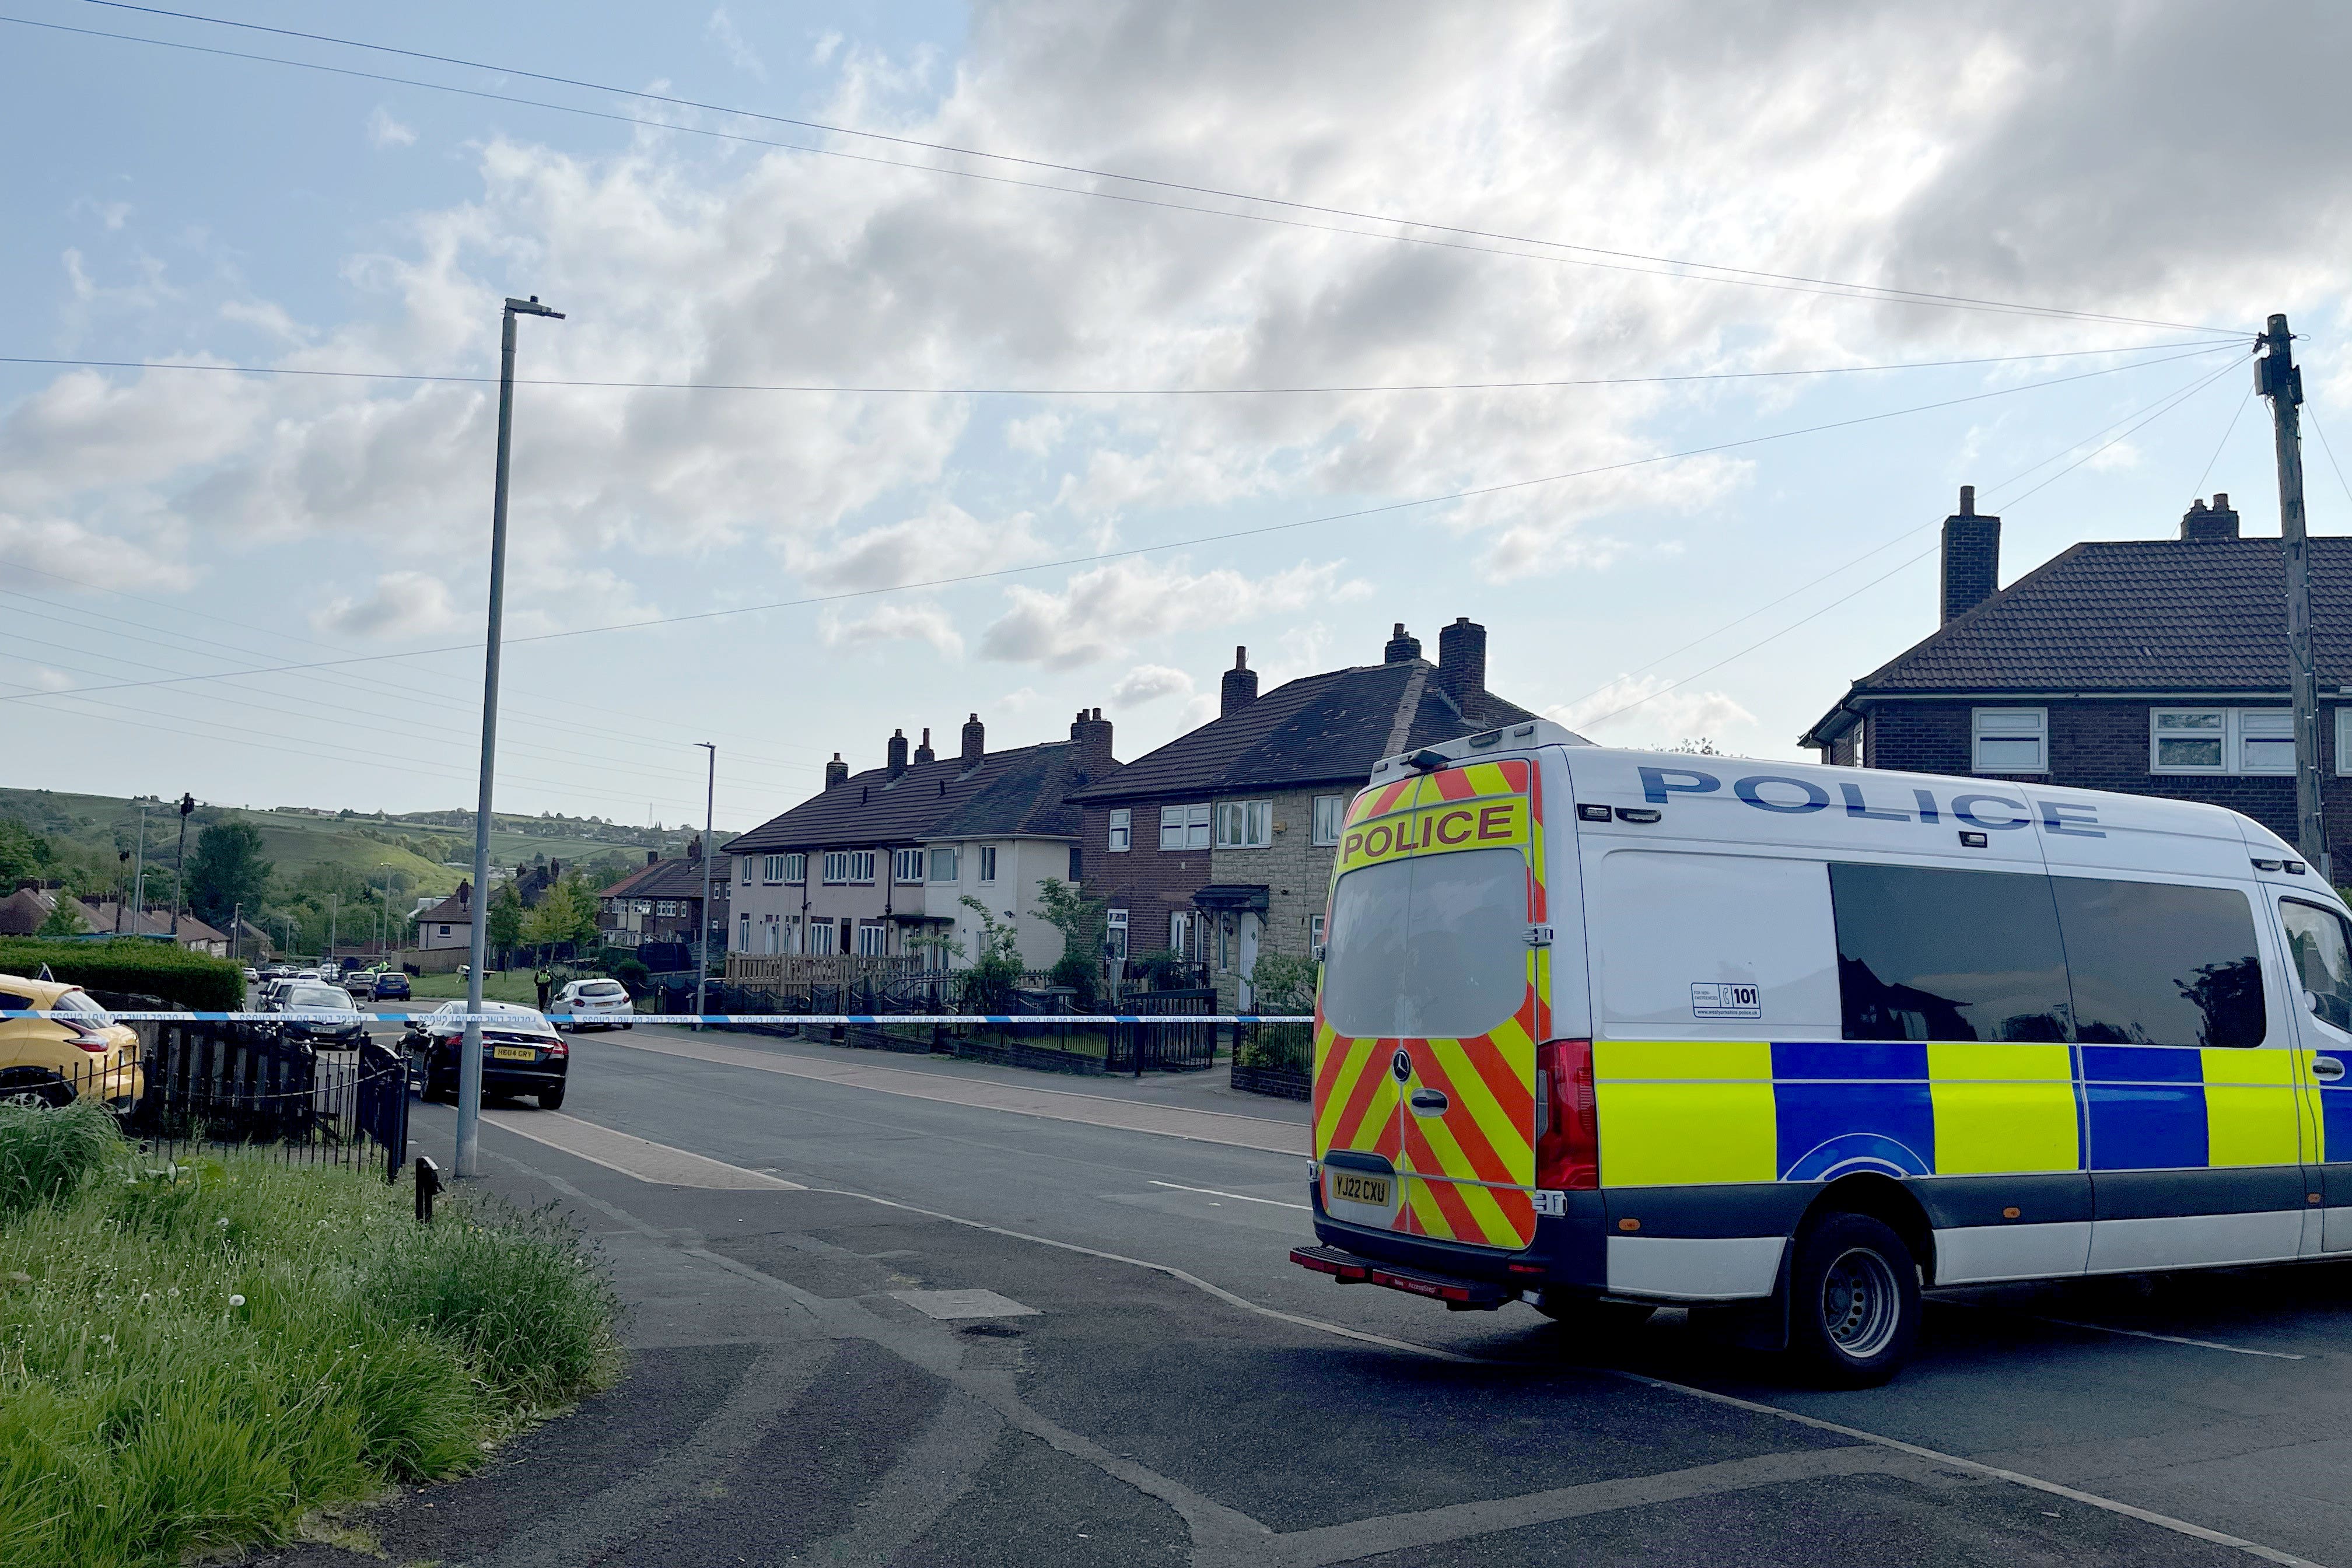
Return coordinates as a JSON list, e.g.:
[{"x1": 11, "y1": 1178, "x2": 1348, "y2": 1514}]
[{"x1": 1294, "y1": 720, "x2": 2352, "y2": 1382}]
